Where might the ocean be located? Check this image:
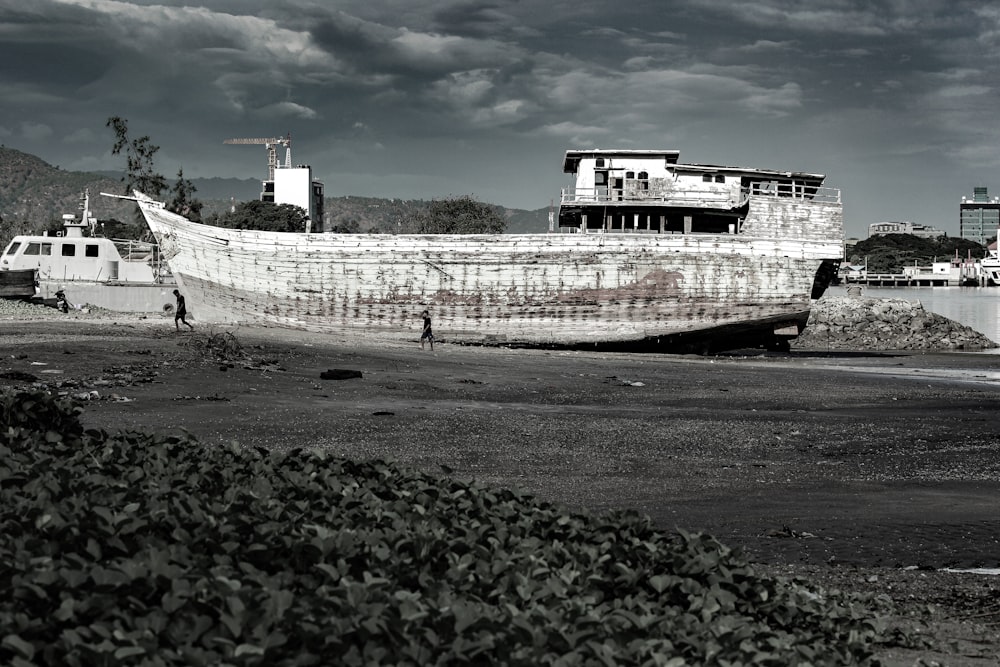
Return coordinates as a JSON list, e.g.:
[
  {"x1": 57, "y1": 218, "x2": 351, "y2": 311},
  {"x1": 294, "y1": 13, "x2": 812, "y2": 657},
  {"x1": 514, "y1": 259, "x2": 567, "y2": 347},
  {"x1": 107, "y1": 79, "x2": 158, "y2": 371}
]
[{"x1": 826, "y1": 285, "x2": 1000, "y2": 353}]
